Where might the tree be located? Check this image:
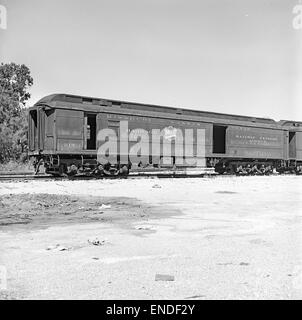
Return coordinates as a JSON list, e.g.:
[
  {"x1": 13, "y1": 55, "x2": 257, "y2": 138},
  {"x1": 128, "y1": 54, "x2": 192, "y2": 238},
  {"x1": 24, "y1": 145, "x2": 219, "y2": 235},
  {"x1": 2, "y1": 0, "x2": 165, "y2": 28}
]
[{"x1": 0, "y1": 63, "x2": 33, "y2": 162}]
